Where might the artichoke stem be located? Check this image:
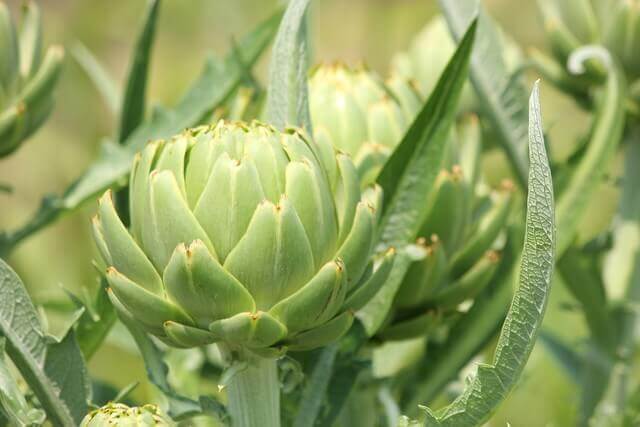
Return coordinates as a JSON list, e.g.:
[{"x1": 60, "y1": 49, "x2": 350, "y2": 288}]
[{"x1": 226, "y1": 355, "x2": 281, "y2": 427}]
